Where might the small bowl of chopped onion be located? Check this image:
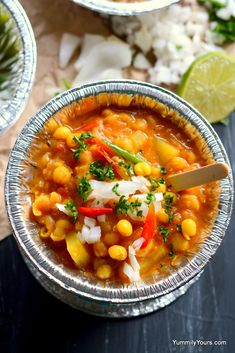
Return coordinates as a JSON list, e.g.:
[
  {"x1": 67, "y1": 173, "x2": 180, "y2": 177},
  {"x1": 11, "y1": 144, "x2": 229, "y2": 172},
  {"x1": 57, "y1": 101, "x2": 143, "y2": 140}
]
[
  {"x1": 0, "y1": 0, "x2": 36, "y2": 135},
  {"x1": 5, "y1": 80, "x2": 233, "y2": 317},
  {"x1": 71, "y1": 0, "x2": 179, "y2": 16}
]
